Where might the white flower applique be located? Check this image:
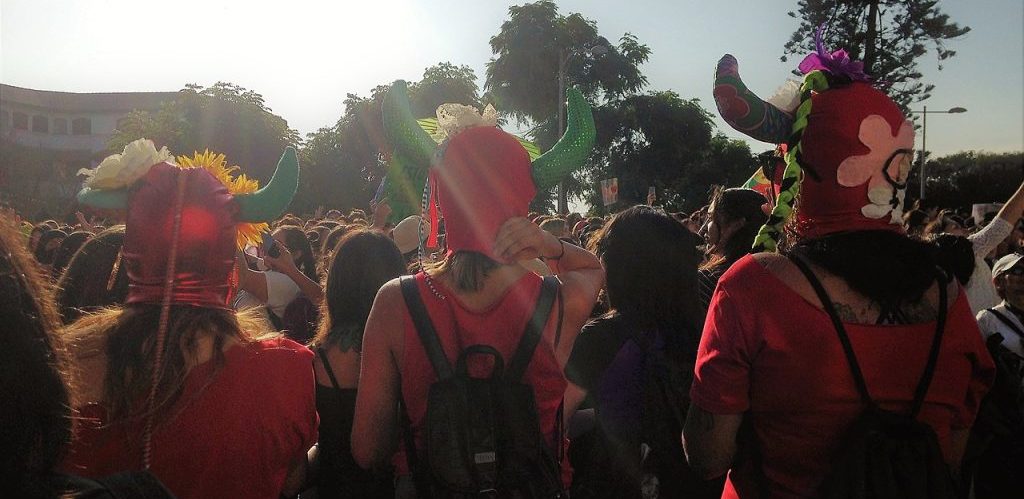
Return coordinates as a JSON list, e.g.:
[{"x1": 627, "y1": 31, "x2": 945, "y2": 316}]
[
  {"x1": 835, "y1": 115, "x2": 915, "y2": 224},
  {"x1": 79, "y1": 138, "x2": 174, "y2": 190},
  {"x1": 434, "y1": 103, "x2": 498, "y2": 141}
]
